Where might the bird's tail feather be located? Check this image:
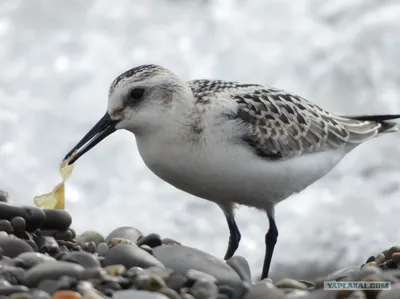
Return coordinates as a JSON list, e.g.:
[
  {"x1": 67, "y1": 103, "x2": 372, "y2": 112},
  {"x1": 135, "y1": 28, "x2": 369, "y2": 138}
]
[{"x1": 336, "y1": 114, "x2": 400, "y2": 144}]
